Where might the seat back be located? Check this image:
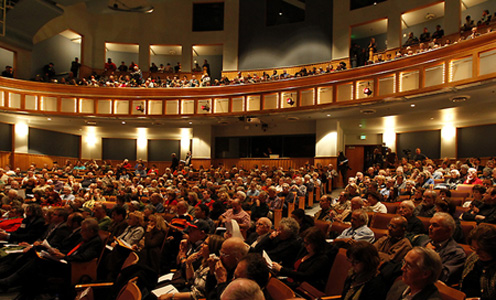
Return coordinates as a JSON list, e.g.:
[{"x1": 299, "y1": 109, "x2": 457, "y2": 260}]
[
  {"x1": 273, "y1": 208, "x2": 283, "y2": 228},
  {"x1": 266, "y1": 277, "x2": 295, "y2": 300},
  {"x1": 121, "y1": 251, "x2": 140, "y2": 270},
  {"x1": 434, "y1": 280, "x2": 466, "y2": 300},
  {"x1": 459, "y1": 220, "x2": 477, "y2": 244},
  {"x1": 329, "y1": 221, "x2": 351, "y2": 236},
  {"x1": 456, "y1": 184, "x2": 474, "y2": 193},
  {"x1": 370, "y1": 213, "x2": 396, "y2": 229},
  {"x1": 417, "y1": 216, "x2": 432, "y2": 232},
  {"x1": 383, "y1": 202, "x2": 400, "y2": 214},
  {"x1": 116, "y1": 277, "x2": 142, "y2": 300},
  {"x1": 324, "y1": 248, "x2": 352, "y2": 296},
  {"x1": 71, "y1": 258, "x2": 98, "y2": 286},
  {"x1": 314, "y1": 220, "x2": 331, "y2": 235}
]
